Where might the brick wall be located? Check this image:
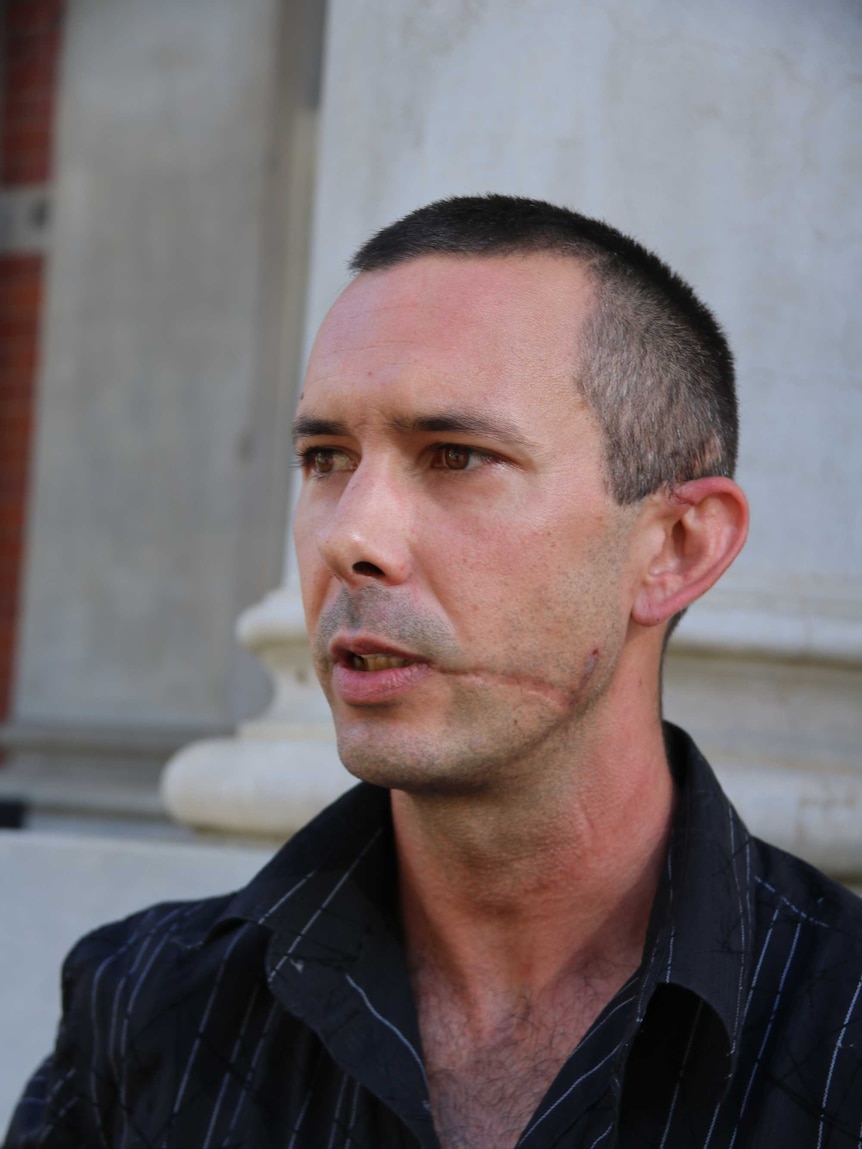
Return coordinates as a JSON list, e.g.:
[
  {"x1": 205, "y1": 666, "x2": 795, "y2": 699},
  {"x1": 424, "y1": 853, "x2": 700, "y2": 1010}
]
[{"x1": 0, "y1": 0, "x2": 65, "y2": 731}]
